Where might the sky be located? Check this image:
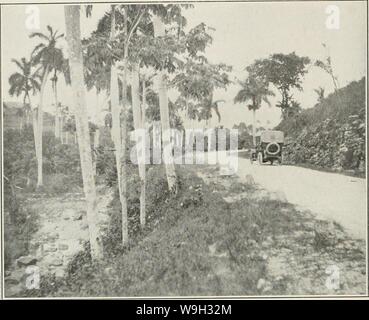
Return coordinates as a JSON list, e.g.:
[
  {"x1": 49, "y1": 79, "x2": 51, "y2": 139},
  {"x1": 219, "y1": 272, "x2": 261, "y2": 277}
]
[{"x1": 1, "y1": 1, "x2": 367, "y2": 129}]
